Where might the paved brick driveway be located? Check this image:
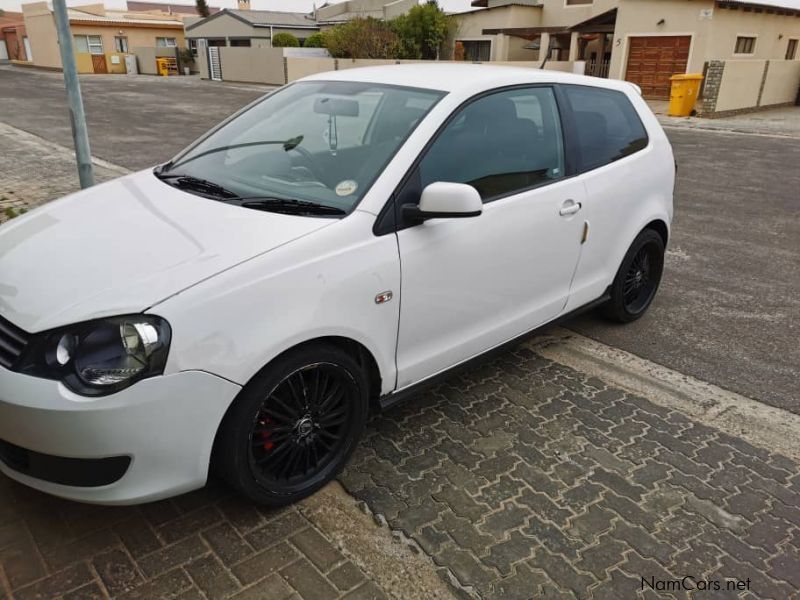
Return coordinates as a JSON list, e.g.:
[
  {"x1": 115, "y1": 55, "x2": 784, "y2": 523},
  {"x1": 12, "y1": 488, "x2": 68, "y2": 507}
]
[
  {"x1": 342, "y1": 346, "x2": 800, "y2": 599},
  {"x1": 0, "y1": 477, "x2": 388, "y2": 600},
  {"x1": 2, "y1": 343, "x2": 796, "y2": 599}
]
